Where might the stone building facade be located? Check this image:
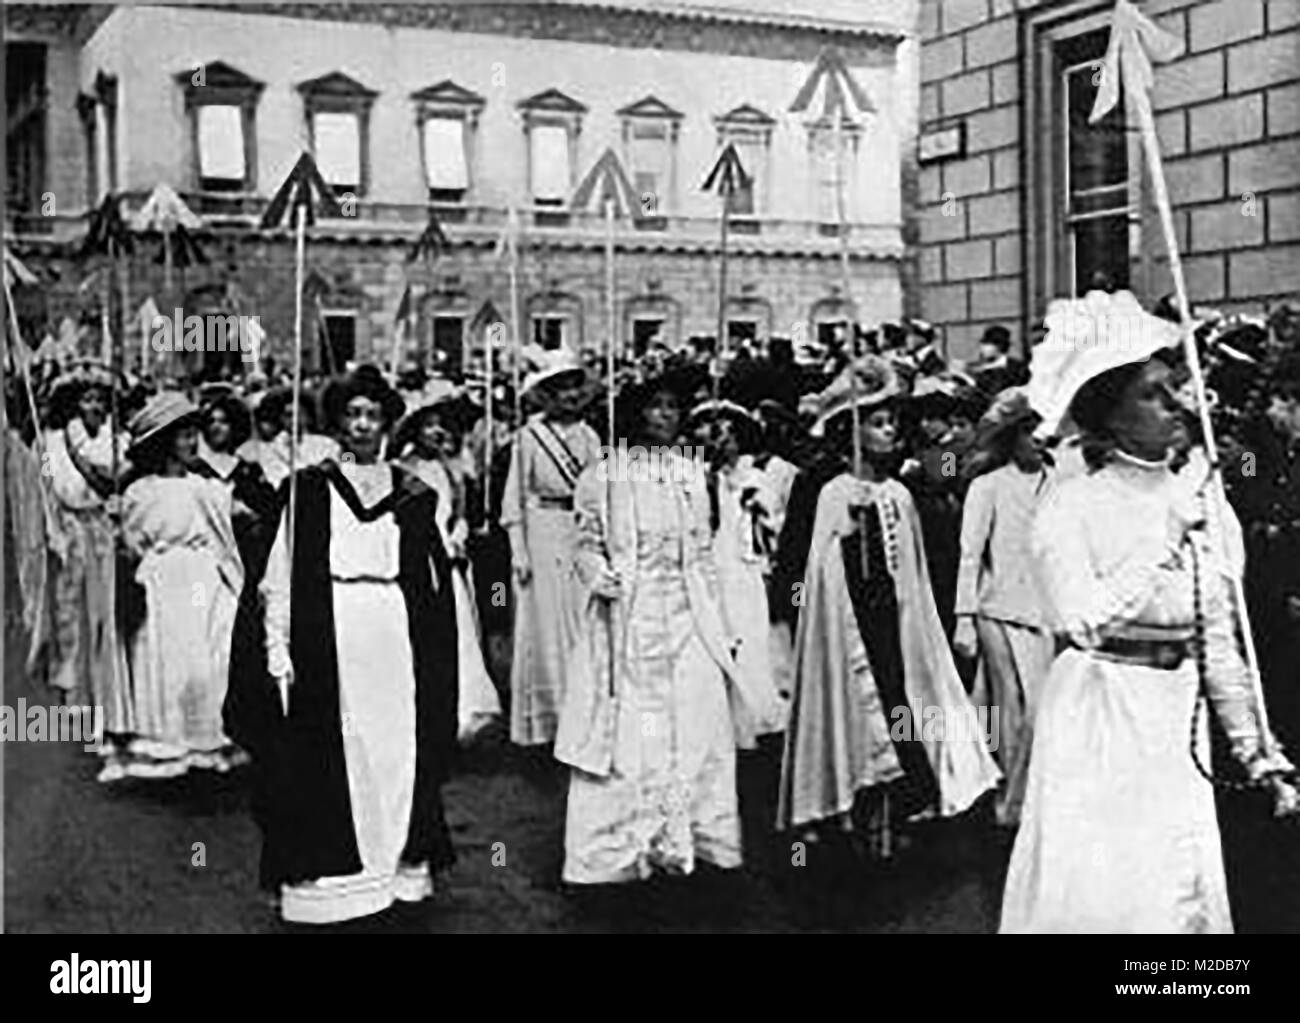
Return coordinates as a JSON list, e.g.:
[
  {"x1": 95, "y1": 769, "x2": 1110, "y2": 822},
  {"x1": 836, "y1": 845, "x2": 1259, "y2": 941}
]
[
  {"x1": 5, "y1": 1, "x2": 918, "y2": 377},
  {"x1": 916, "y1": 0, "x2": 1300, "y2": 362}
]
